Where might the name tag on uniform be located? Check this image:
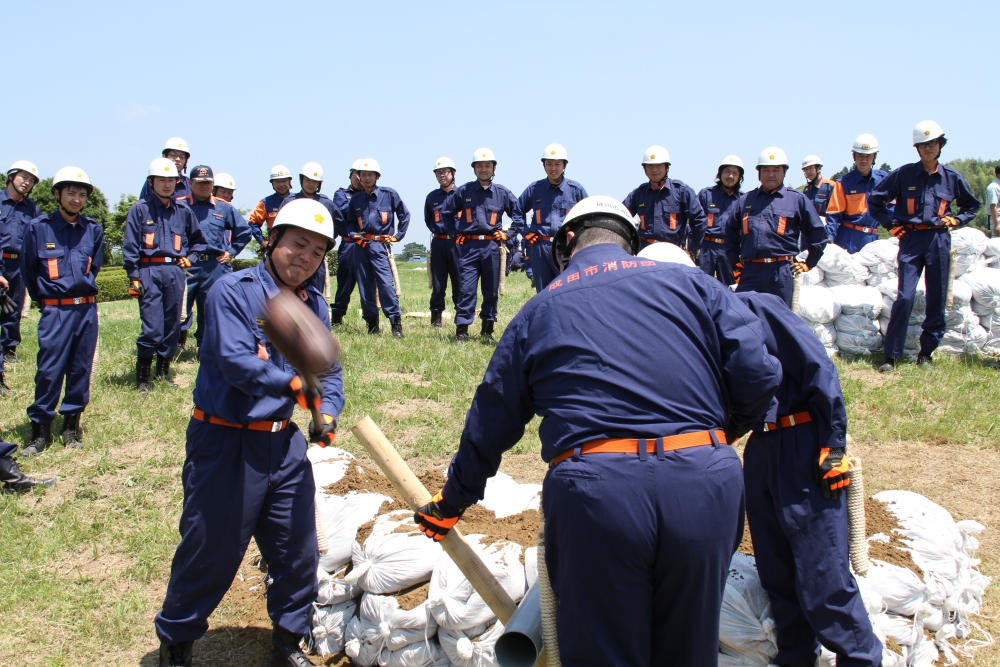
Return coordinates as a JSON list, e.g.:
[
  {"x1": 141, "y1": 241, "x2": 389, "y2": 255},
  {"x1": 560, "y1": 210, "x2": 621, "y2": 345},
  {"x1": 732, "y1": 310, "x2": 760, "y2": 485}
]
[
  {"x1": 638, "y1": 203, "x2": 645, "y2": 208},
  {"x1": 145, "y1": 220, "x2": 155, "y2": 225},
  {"x1": 465, "y1": 199, "x2": 472, "y2": 203},
  {"x1": 46, "y1": 242, "x2": 56, "y2": 249},
  {"x1": 850, "y1": 190, "x2": 857, "y2": 194},
  {"x1": 213, "y1": 213, "x2": 223, "y2": 219},
  {"x1": 908, "y1": 187, "x2": 916, "y2": 191},
  {"x1": 535, "y1": 199, "x2": 541, "y2": 203}
]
